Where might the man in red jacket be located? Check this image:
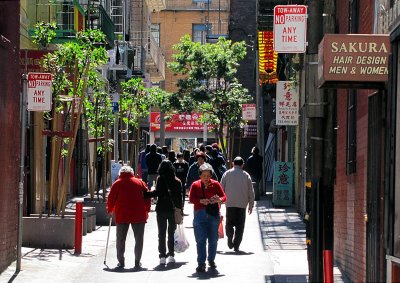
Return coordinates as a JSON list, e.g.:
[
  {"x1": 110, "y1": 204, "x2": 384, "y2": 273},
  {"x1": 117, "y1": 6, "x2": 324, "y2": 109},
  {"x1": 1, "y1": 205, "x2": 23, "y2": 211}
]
[{"x1": 107, "y1": 165, "x2": 151, "y2": 269}]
